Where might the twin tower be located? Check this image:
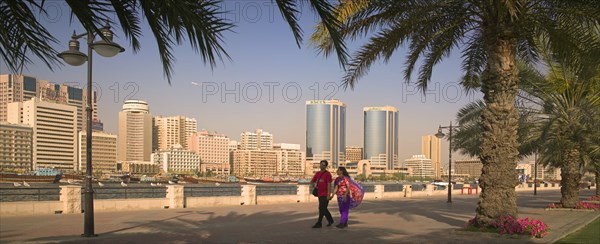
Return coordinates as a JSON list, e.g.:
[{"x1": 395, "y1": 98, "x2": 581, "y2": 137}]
[{"x1": 305, "y1": 100, "x2": 398, "y2": 170}]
